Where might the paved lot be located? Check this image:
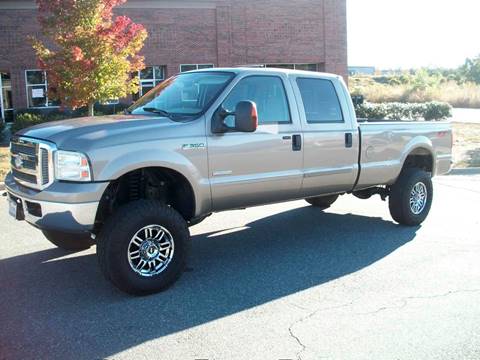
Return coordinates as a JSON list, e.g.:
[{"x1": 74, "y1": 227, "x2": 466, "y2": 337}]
[
  {"x1": 1, "y1": 175, "x2": 479, "y2": 360},
  {"x1": 451, "y1": 108, "x2": 480, "y2": 124}
]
